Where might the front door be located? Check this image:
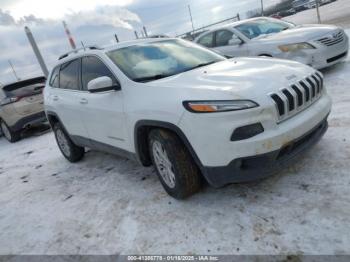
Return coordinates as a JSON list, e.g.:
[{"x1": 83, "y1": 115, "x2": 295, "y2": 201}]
[{"x1": 79, "y1": 56, "x2": 128, "y2": 150}]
